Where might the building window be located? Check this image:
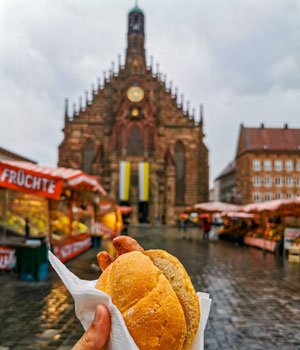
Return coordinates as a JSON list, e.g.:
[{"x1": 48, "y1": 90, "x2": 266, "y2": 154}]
[
  {"x1": 149, "y1": 128, "x2": 155, "y2": 156},
  {"x1": 253, "y1": 192, "x2": 261, "y2": 202},
  {"x1": 297, "y1": 178, "x2": 300, "y2": 187},
  {"x1": 264, "y1": 160, "x2": 272, "y2": 171},
  {"x1": 274, "y1": 160, "x2": 282, "y2": 171},
  {"x1": 297, "y1": 161, "x2": 300, "y2": 172},
  {"x1": 264, "y1": 192, "x2": 272, "y2": 201},
  {"x1": 82, "y1": 139, "x2": 94, "y2": 174},
  {"x1": 98, "y1": 143, "x2": 105, "y2": 161},
  {"x1": 286, "y1": 192, "x2": 293, "y2": 199},
  {"x1": 285, "y1": 176, "x2": 293, "y2": 187},
  {"x1": 275, "y1": 192, "x2": 281, "y2": 200},
  {"x1": 174, "y1": 141, "x2": 185, "y2": 204},
  {"x1": 275, "y1": 176, "x2": 282, "y2": 187},
  {"x1": 253, "y1": 176, "x2": 261, "y2": 187},
  {"x1": 253, "y1": 160, "x2": 261, "y2": 171},
  {"x1": 127, "y1": 125, "x2": 144, "y2": 156},
  {"x1": 264, "y1": 176, "x2": 272, "y2": 187},
  {"x1": 285, "y1": 160, "x2": 293, "y2": 172}
]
